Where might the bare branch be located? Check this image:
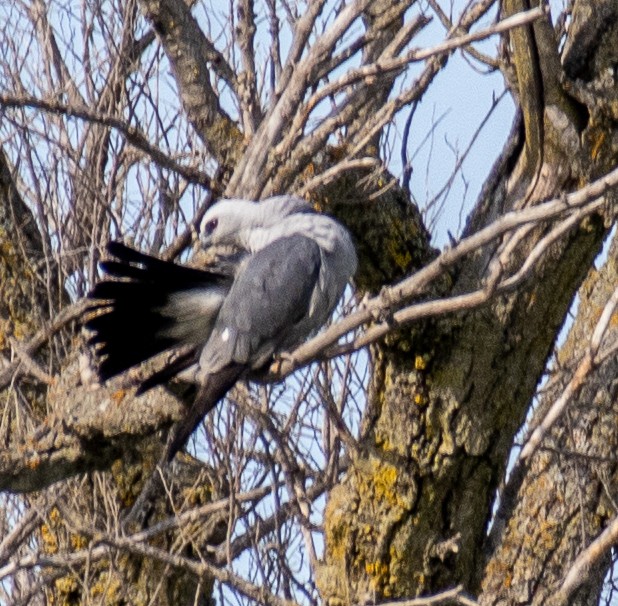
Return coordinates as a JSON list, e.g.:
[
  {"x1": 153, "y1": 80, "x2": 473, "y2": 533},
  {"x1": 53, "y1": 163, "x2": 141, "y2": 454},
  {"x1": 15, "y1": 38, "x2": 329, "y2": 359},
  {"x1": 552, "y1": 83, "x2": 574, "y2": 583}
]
[
  {"x1": 0, "y1": 529, "x2": 300, "y2": 606},
  {"x1": 0, "y1": 382, "x2": 183, "y2": 493},
  {"x1": 276, "y1": 0, "x2": 328, "y2": 96},
  {"x1": 0, "y1": 94, "x2": 213, "y2": 187},
  {"x1": 304, "y1": 7, "x2": 543, "y2": 114},
  {"x1": 137, "y1": 0, "x2": 242, "y2": 168},
  {"x1": 378, "y1": 585, "x2": 478, "y2": 606},
  {"x1": 519, "y1": 283, "x2": 618, "y2": 463},
  {"x1": 487, "y1": 283, "x2": 618, "y2": 557},
  {"x1": 213, "y1": 462, "x2": 339, "y2": 565},
  {"x1": 227, "y1": 0, "x2": 373, "y2": 198},
  {"x1": 296, "y1": 157, "x2": 382, "y2": 196},
  {"x1": 274, "y1": 165, "x2": 618, "y2": 376},
  {"x1": 236, "y1": 0, "x2": 262, "y2": 133},
  {"x1": 551, "y1": 515, "x2": 618, "y2": 605},
  {"x1": 426, "y1": 0, "x2": 499, "y2": 69},
  {"x1": 0, "y1": 299, "x2": 91, "y2": 391},
  {"x1": 3, "y1": 164, "x2": 614, "y2": 496},
  {"x1": 271, "y1": 3, "x2": 542, "y2": 197}
]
